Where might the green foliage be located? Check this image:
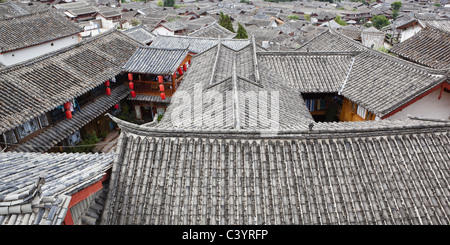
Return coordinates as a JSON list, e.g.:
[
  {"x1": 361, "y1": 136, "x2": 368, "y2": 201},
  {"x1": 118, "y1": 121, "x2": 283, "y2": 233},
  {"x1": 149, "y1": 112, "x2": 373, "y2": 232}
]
[
  {"x1": 130, "y1": 19, "x2": 140, "y2": 26},
  {"x1": 219, "y1": 12, "x2": 235, "y2": 33},
  {"x1": 371, "y1": 15, "x2": 390, "y2": 29},
  {"x1": 304, "y1": 14, "x2": 311, "y2": 21},
  {"x1": 164, "y1": 0, "x2": 175, "y2": 7},
  {"x1": 357, "y1": 17, "x2": 366, "y2": 23},
  {"x1": 392, "y1": 10, "x2": 399, "y2": 20},
  {"x1": 157, "y1": 114, "x2": 163, "y2": 122},
  {"x1": 287, "y1": 14, "x2": 299, "y2": 20},
  {"x1": 334, "y1": 15, "x2": 347, "y2": 26},
  {"x1": 434, "y1": 3, "x2": 441, "y2": 7},
  {"x1": 391, "y1": 1, "x2": 402, "y2": 11},
  {"x1": 377, "y1": 46, "x2": 389, "y2": 53},
  {"x1": 157, "y1": 0, "x2": 163, "y2": 6},
  {"x1": 235, "y1": 23, "x2": 248, "y2": 39},
  {"x1": 166, "y1": 16, "x2": 180, "y2": 22},
  {"x1": 99, "y1": 131, "x2": 108, "y2": 139},
  {"x1": 65, "y1": 133, "x2": 99, "y2": 153},
  {"x1": 240, "y1": 0, "x2": 251, "y2": 3},
  {"x1": 117, "y1": 103, "x2": 138, "y2": 124},
  {"x1": 363, "y1": 22, "x2": 373, "y2": 28}
]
